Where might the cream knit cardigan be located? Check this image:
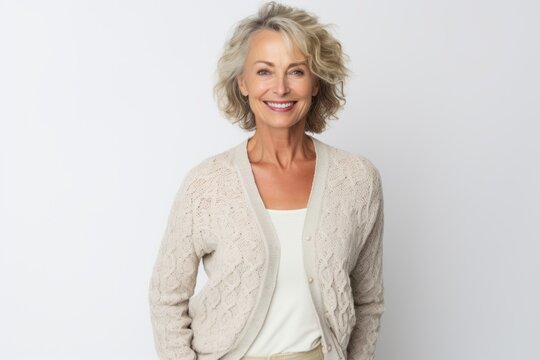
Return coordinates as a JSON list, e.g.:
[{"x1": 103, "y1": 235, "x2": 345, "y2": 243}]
[{"x1": 149, "y1": 135, "x2": 385, "y2": 360}]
